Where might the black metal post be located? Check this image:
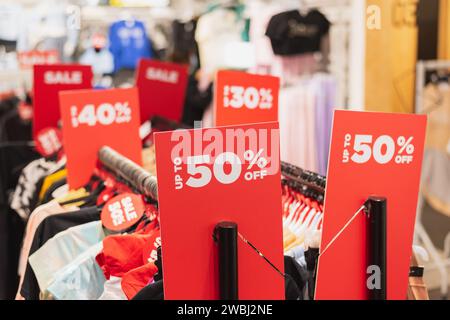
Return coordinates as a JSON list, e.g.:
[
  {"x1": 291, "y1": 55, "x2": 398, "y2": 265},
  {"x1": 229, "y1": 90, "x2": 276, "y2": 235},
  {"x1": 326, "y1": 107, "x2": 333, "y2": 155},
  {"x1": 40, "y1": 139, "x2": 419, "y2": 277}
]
[
  {"x1": 214, "y1": 222, "x2": 238, "y2": 300},
  {"x1": 366, "y1": 196, "x2": 387, "y2": 300}
]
